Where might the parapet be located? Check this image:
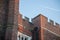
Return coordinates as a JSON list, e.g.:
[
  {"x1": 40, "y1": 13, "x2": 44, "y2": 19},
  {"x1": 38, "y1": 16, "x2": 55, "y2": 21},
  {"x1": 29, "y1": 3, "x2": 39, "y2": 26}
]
[
  {"x1": 55, "y1": 22, "x2": 59, "y2": 27},
  {"x1": 24, "y1": 16, "x2": 29, "y2": 22},
  {"x1": 32, "y1": 14, "x2": 48, "y2": 21},
  {"x1": 32, "y1": 13, "x2": 60, "y2": 27},
  {"x1": 48, "y1": 19, "x2": 60, "y2": 27},
  {"x1": 32, "y1": 14, "x2": 40, "y2": 20},
  {"x1": 49, "y1": 19, "x2": 54, "y2": 25}
]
